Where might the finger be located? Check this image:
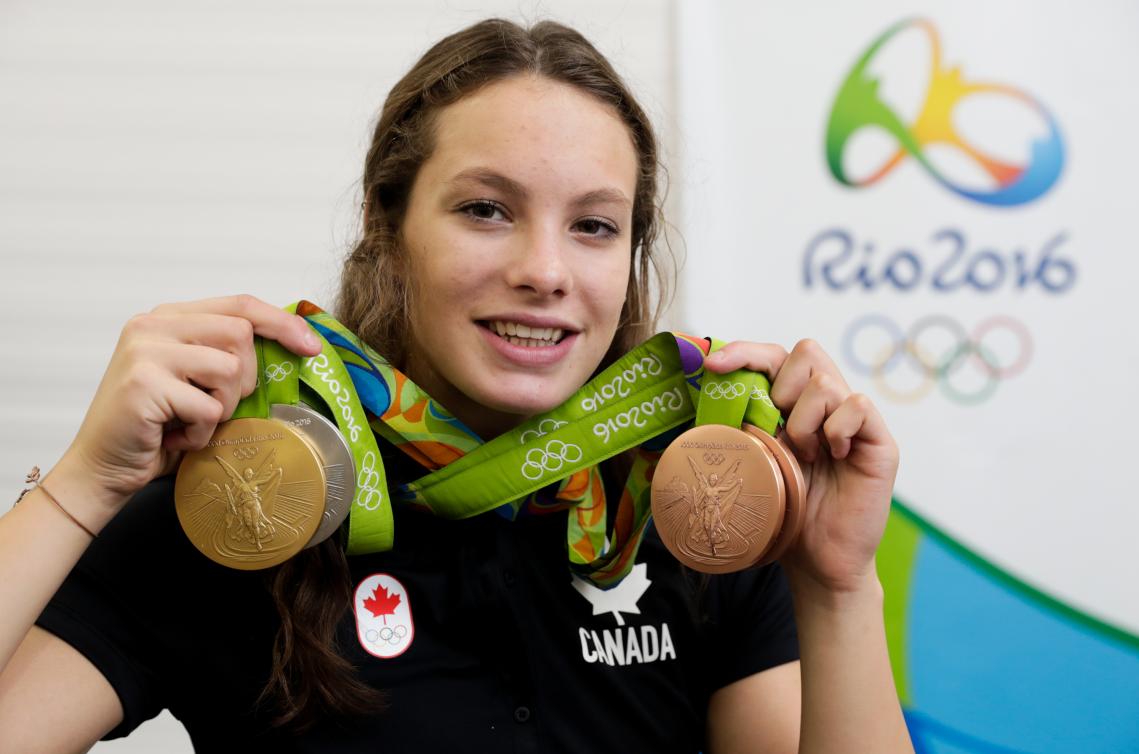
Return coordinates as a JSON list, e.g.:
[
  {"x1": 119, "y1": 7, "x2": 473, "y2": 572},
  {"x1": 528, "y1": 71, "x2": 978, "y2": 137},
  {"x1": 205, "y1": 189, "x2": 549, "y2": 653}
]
[
  {"x1": 181, "y1": 345, "x2": 247, "y2": 421},
  {"x1": 124, "y1": 312, "x2": 258, "y2": 396},
  {"x1": 148, "y1": 342, "x2": 247, "y2": 421},
  {"x1": 769, "y1": 339, "x2": 850, "y2": 413},
  {"x1": 160, "y1": 377, "x2": 226, "y2": 452},
  {"x1": 151, "y1": 294, "x2": 321, "y2": 357},
  {"x1": 783, "y1": 371, "x2": 849, "y2": 463},
  {"x1": 703, "y1": 341, "x2": 789, "y2": 380},
  {"x1": 821, "y1": 393, "x2": 895, "y2": 462}
]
